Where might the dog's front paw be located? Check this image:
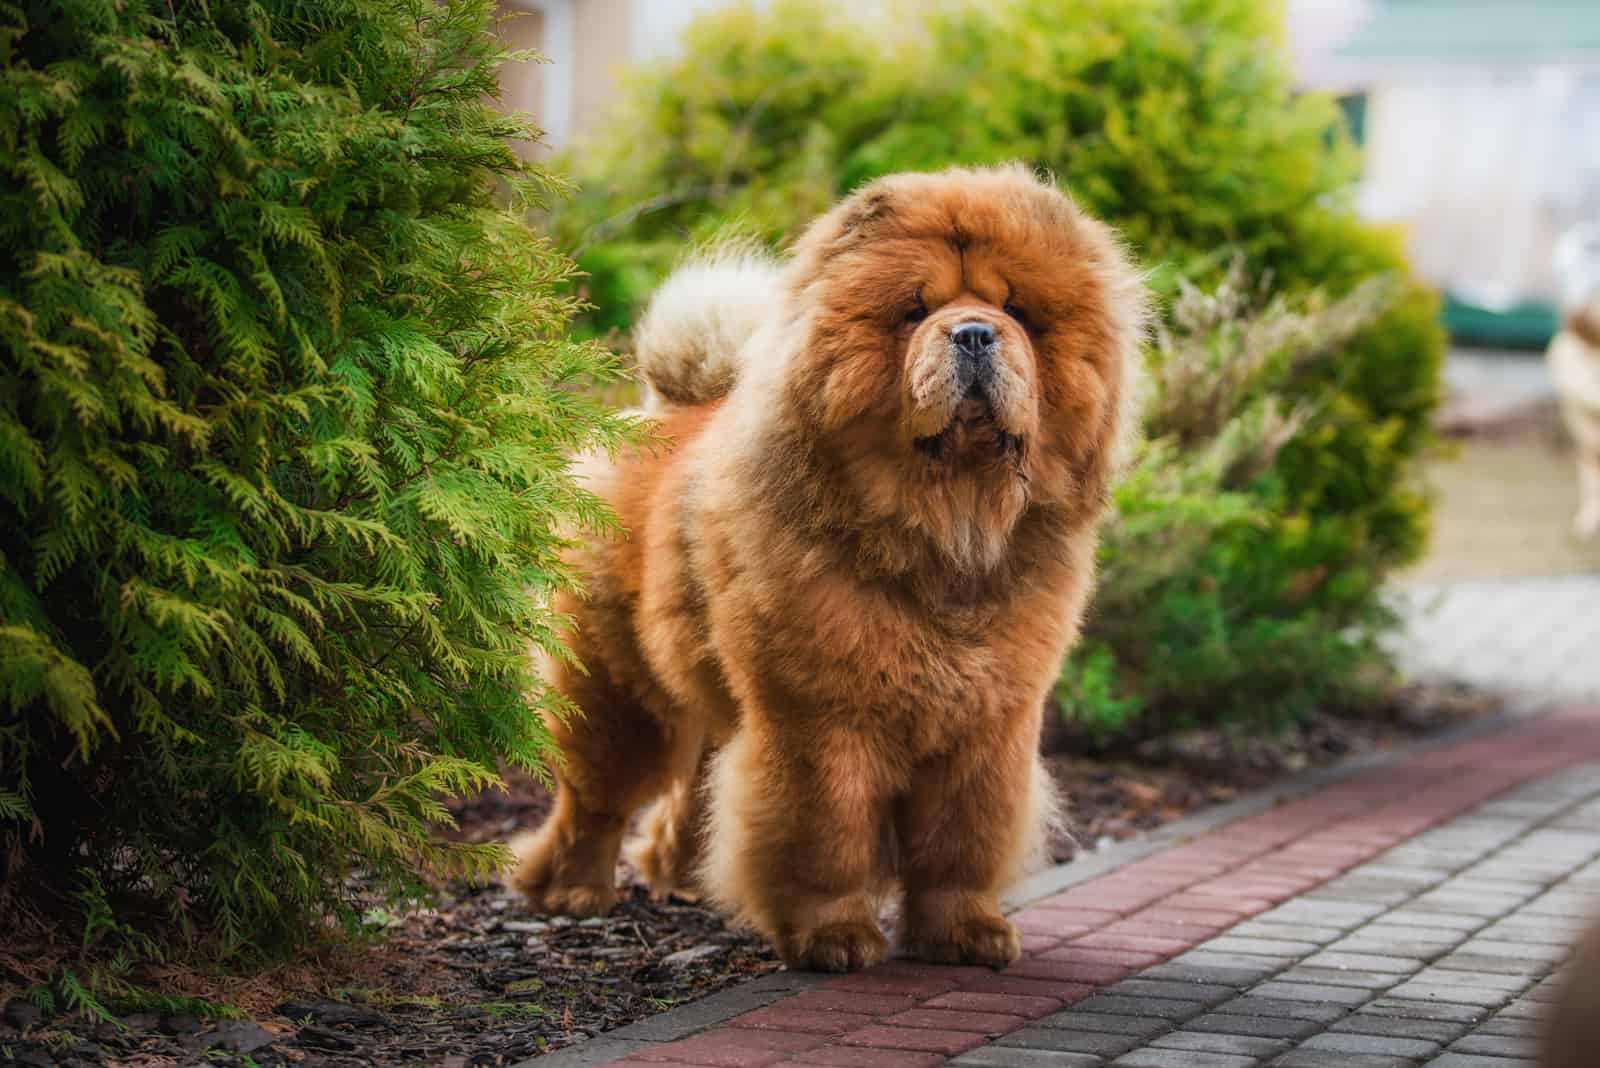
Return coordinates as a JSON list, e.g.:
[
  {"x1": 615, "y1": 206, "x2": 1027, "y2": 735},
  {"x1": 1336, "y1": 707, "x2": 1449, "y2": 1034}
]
[
  {"x1": 904, "y1": 910, "x2": 1021, "y2": 969},
  {"x1": 508, "y1": 831, "x2": 619, "y2": 918},
  {"x1": 782, "y1": 921, "x2": 890, "y2": 973}
]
